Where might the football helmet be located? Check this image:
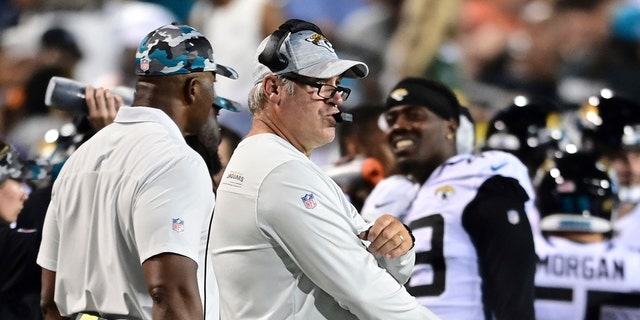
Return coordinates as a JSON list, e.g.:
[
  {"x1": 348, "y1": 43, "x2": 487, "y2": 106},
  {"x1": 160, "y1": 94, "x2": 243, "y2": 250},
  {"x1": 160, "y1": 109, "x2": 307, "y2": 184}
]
[
  {"x1": 484, "y1": 95, "x2": 564, "y2": 174},
  {"x1": 536, "y1": 152, "x2": 614, "y2": 233},
  {"x1": 580, "y1": 88, "x2": 640, "y2": 152}
]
